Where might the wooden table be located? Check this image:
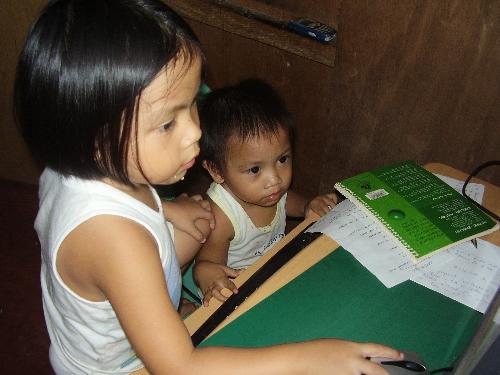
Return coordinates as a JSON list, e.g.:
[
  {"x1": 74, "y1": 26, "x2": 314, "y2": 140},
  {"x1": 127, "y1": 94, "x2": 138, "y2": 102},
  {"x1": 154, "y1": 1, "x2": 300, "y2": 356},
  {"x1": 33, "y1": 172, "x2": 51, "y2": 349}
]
[{"x1": 132, "y1": 163, "x2": 499, "y2": 374}]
